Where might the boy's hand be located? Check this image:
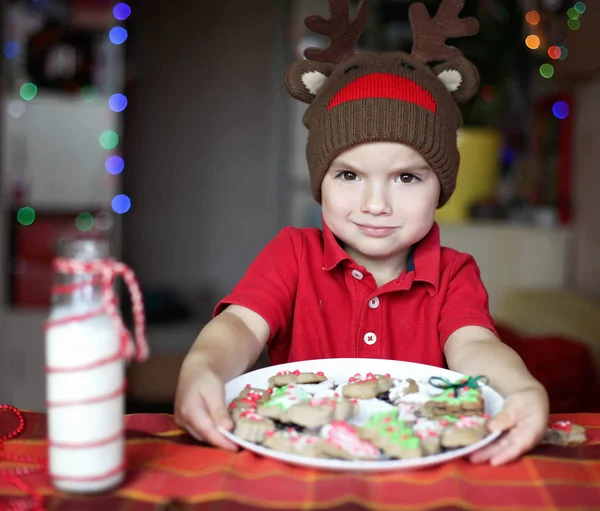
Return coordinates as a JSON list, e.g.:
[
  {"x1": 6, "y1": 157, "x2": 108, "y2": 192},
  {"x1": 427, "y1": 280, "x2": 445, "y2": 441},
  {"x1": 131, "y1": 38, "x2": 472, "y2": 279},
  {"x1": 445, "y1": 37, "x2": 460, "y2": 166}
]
[
  {"x1": 174, "y1": 354, "x2": 239, "y2": 451},
  {"x1": 469, "y1": 385, "x2": 549, "y2": 465}
]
